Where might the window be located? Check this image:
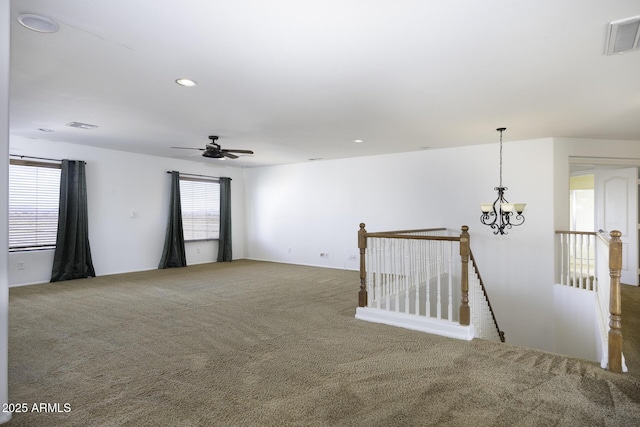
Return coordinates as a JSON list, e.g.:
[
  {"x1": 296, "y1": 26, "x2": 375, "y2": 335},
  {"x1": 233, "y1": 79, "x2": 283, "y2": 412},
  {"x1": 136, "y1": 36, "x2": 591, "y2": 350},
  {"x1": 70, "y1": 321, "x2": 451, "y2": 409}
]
[
  {"x1": 9, "y1": 159, "x2": 61, "y2": 251},
  {"x1": 179, "y1": 177, "x2": 220, "y2": 241}
]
